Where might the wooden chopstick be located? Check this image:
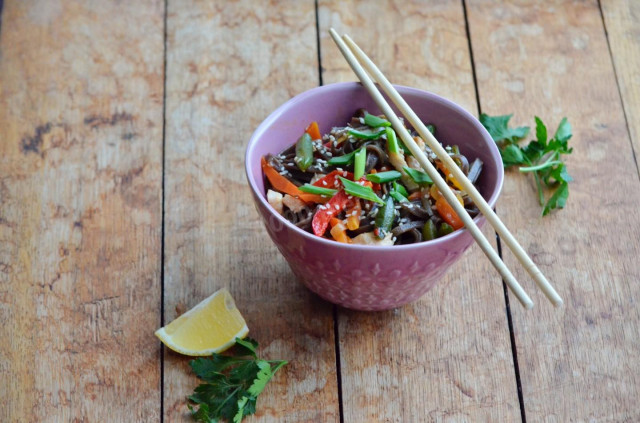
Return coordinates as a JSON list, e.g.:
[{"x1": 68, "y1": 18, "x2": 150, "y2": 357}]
[
  {"x1": 339, "y1": 33, "x2": 563, "y2": 308},
  {"x1": 329, "y1": 28, "x2": 536, "y2": 309}
]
